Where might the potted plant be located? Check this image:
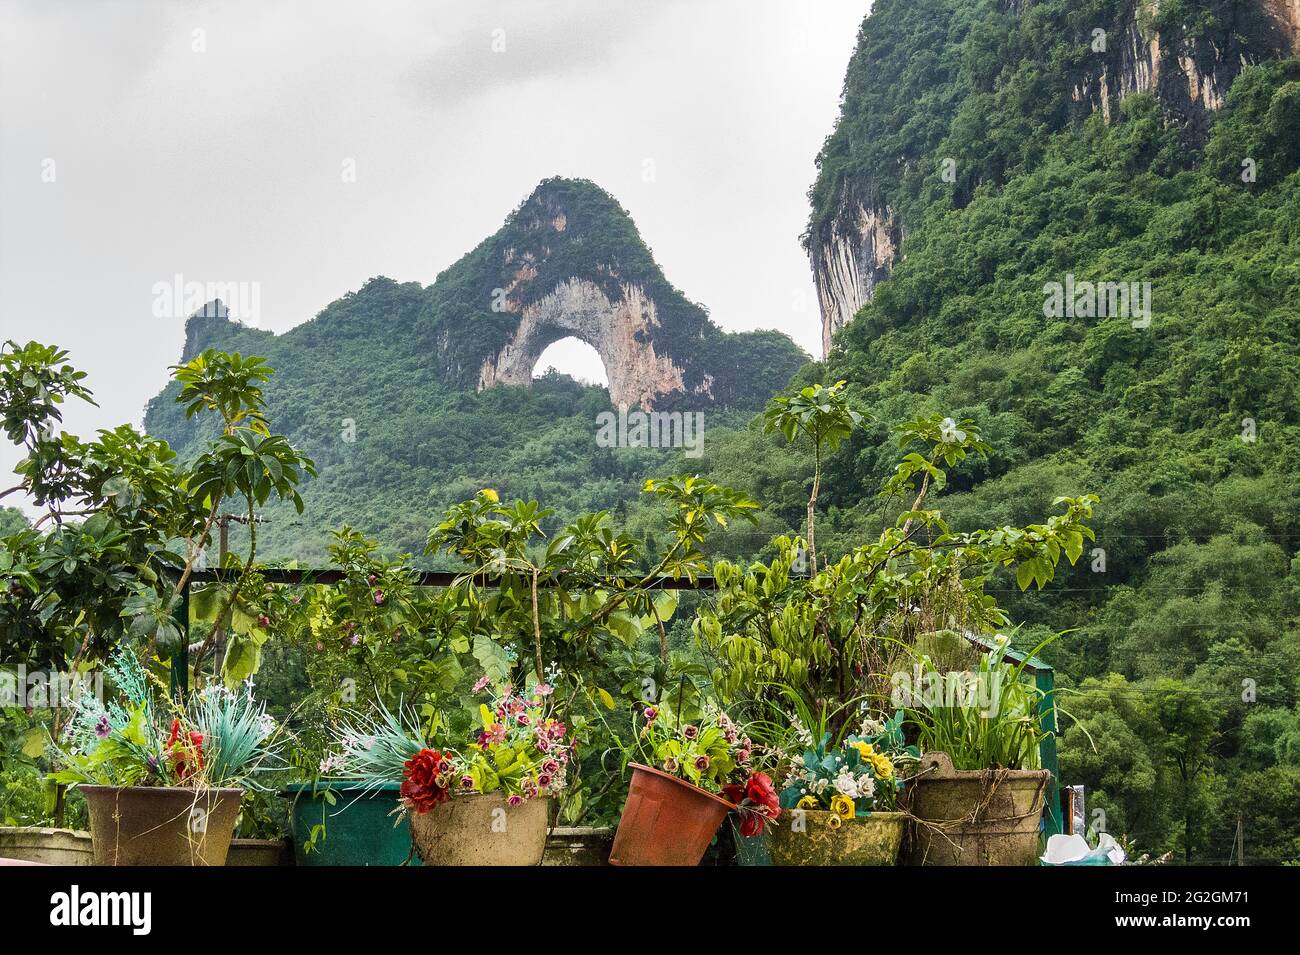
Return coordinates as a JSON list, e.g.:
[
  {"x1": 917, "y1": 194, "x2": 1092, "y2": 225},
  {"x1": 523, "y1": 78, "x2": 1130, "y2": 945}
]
[
  {"x1": 274, "y1": 527, "x2": 470, "y2": 866},
  {"x1": 609, "y1": 697, "x2": 778, "y2": 866},
  {"x1": 47, "y1": 648, "x2": 282, "y2": 866},
  {"x1": 767, "y1": 706, "x2": 918, "y2": 866},
  {"x1": 902, "y1": 636, "x2": 1059, "y2": 866},
  {"x1": 326, "y1": 679, "x2": 571, "y2": 866}
]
